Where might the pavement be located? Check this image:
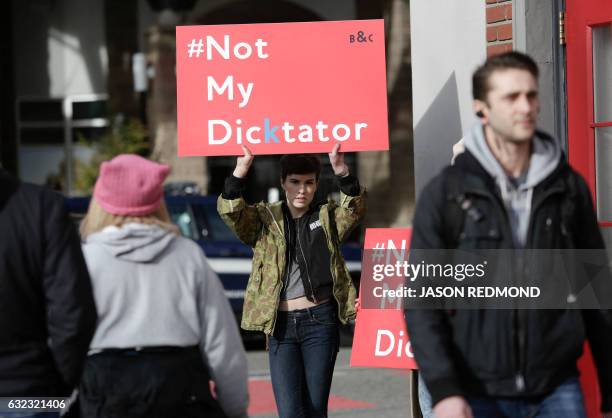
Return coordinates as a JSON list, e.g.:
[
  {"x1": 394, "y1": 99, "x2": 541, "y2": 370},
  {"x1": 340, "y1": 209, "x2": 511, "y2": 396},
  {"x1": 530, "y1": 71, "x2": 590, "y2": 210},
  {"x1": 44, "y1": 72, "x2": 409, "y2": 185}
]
[{"x1": 246, "y1": 347, "x2": 414, "y2": 418}]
